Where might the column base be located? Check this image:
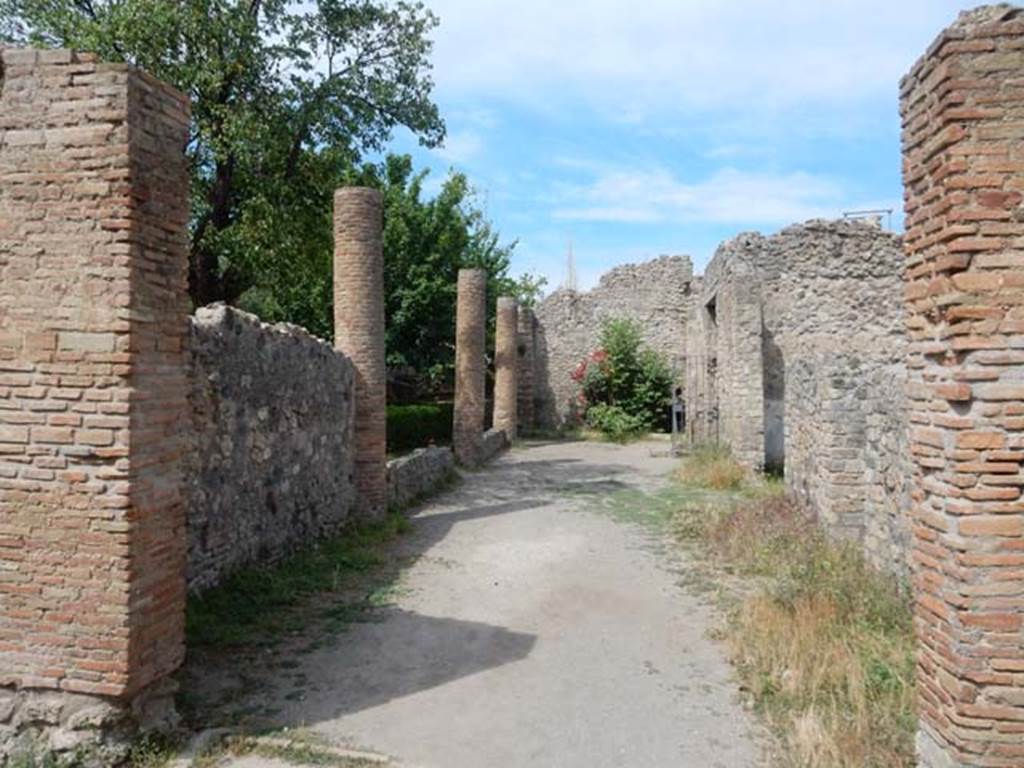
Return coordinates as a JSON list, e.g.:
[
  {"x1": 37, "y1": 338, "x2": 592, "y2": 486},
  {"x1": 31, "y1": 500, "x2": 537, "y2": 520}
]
[
  {"x1": 0, "y1": 677, "x2": 179, "y2": 767},
  {"x1": 917, "y1": 726, "x2": 972, "y2": 768}
]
